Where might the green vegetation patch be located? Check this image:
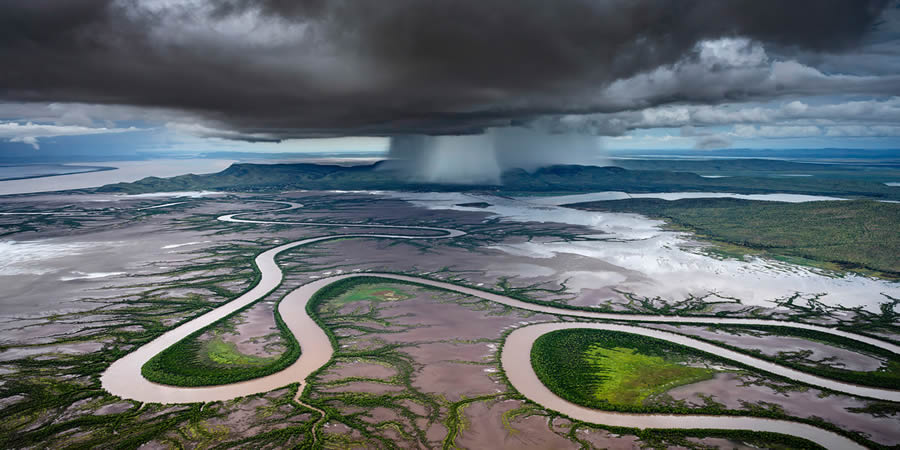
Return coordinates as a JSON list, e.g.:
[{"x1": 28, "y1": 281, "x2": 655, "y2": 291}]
[
  {"x1": 531, "y1": 329, "x2": 715, "y2": 410},
  {"x1": 142, "y1": 277, "x2": 417, "y2": 387},
  {"x1": 583, "y1": 346, "x2": 714, "y2": 406},
  {"x1": 569, "y1": 198, "x2": 900, "y2": 278},
  {"x1": 203, "y1": 336, "x2": 276, "y2": 366},
  {"x1": 142, "y1": 297, "x2": 300, "y2": 387},
  {"x1": 331, "y1": 284, "x2": 413, "y2": 307}
]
